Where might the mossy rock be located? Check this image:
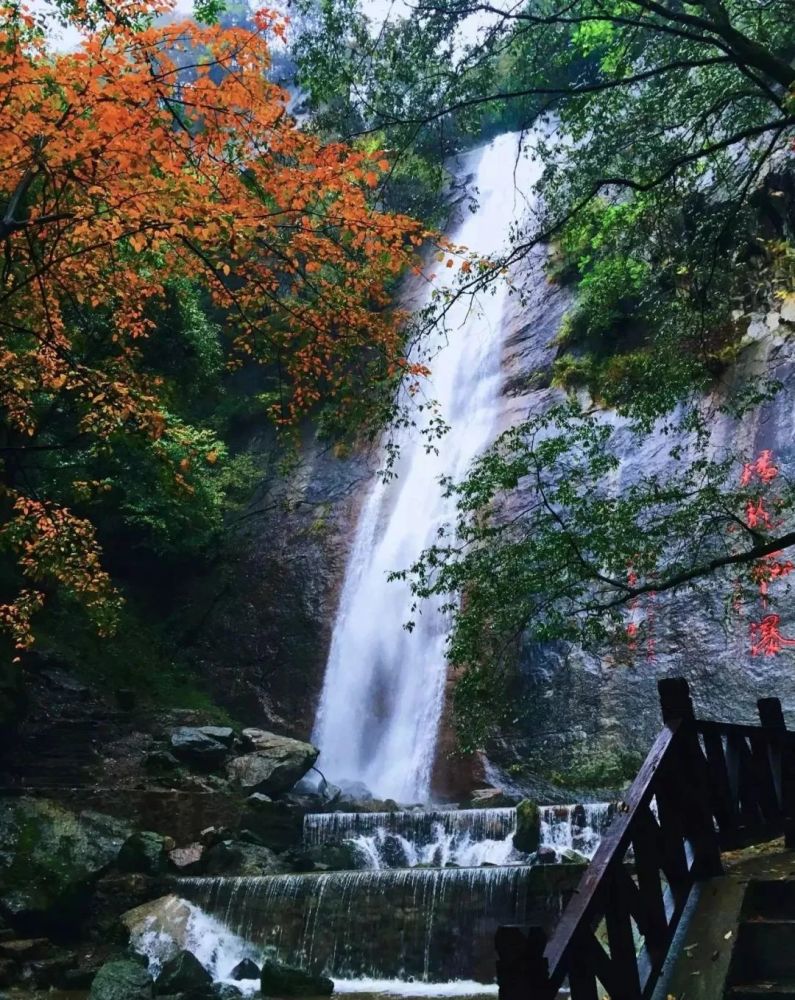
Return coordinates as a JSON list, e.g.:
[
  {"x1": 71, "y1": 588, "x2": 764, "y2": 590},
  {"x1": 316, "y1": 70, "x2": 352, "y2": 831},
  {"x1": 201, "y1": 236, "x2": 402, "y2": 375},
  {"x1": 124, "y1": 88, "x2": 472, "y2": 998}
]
[
  {"x1": 0, "y1": 797, "x2": 132, "y2": 934},
  {"x1": 88, "y1": 960, "x2": 153, "y2": 1000},
  {"x1": 513, "y1": 799, "x2": 540, "y2": 854}
]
